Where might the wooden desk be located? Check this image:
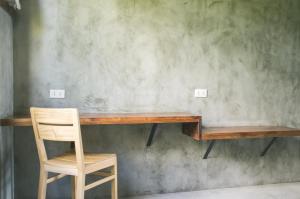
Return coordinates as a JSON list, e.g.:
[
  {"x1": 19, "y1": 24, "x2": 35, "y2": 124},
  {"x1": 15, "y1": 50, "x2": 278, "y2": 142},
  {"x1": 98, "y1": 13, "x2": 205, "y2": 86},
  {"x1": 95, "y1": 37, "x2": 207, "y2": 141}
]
[
  {"x1": 0, "y1": 112, "x2": 201, "y2": 146},
  {"x1": 3, "y1": 113, "x2": 299, "y2": 158}
]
